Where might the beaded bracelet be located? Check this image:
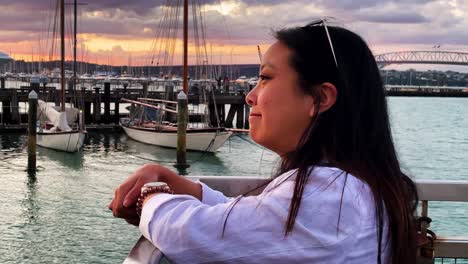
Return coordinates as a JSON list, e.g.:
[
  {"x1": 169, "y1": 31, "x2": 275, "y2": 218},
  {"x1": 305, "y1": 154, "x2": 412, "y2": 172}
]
[{"x1": 136, "y1": 182, "x2": 174, "y2": 216}]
